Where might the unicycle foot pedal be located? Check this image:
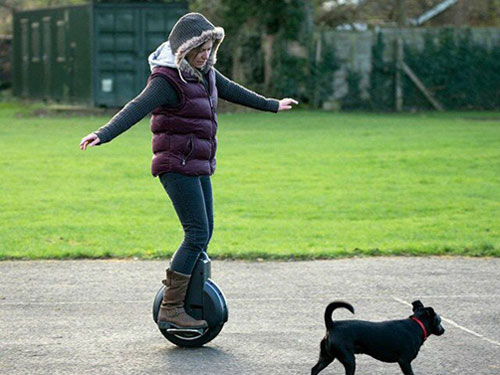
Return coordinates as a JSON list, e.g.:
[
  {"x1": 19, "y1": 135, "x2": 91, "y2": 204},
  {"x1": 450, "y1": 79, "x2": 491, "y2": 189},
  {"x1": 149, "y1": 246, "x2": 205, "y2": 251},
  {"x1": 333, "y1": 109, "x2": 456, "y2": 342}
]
[
  {"x1": 166, "y1": 327, "x2": 205, "y2": 337},
  {"x1": 158, "y1": 321, "x2": 206, "y2": 338}
]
